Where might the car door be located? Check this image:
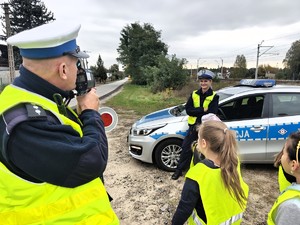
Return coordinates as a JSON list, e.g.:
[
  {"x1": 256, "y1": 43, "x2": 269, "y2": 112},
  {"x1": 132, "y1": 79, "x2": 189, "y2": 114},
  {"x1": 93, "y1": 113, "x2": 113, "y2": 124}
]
[
  {"x1": 218, "y1": 94, "x2": 268, "y2": 162},
  {"x1": 266, "y1": 93, "x2": 300, "y2": 161}
]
